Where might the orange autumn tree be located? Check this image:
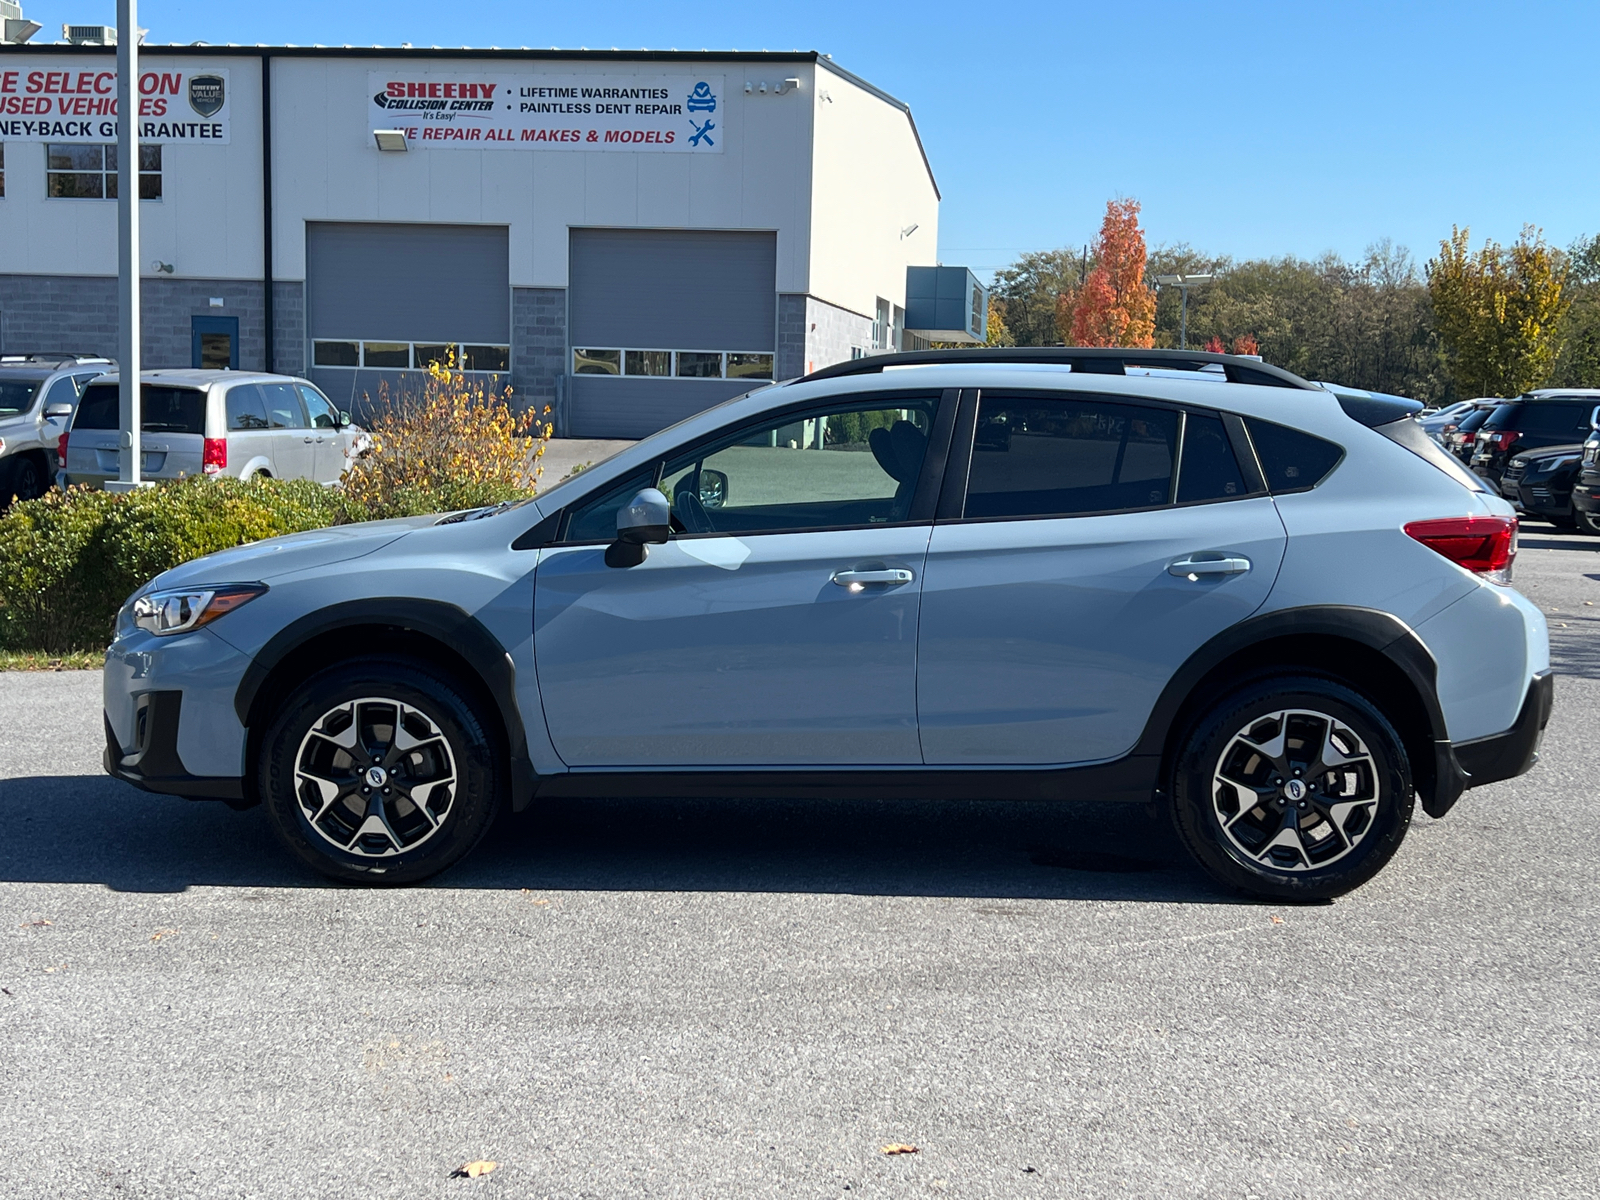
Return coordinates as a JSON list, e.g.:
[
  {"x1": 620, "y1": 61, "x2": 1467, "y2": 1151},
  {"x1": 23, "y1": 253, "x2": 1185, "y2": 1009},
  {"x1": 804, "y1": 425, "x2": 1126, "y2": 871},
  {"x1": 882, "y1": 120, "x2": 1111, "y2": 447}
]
[{"x1": 1057, "y1": 198, "x2": 1157, "y2": 347}]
